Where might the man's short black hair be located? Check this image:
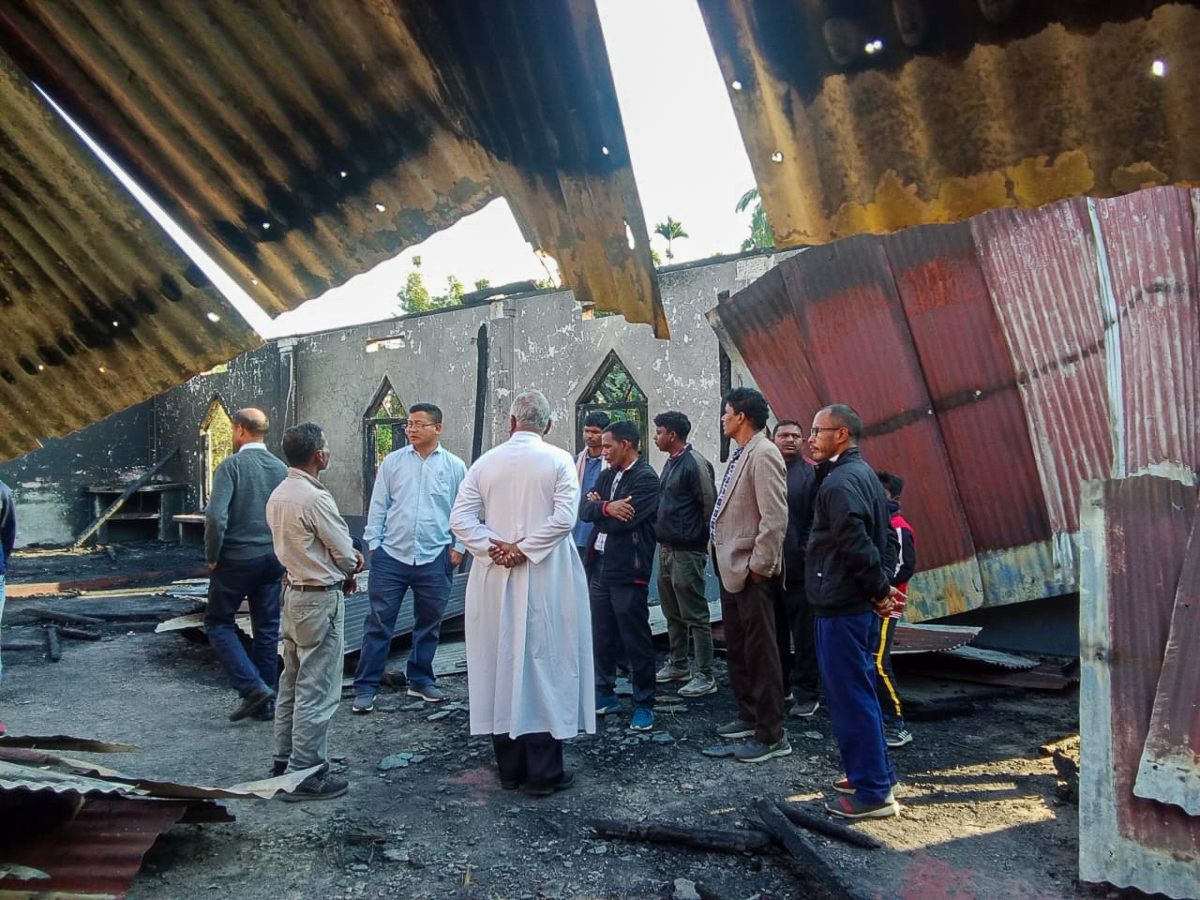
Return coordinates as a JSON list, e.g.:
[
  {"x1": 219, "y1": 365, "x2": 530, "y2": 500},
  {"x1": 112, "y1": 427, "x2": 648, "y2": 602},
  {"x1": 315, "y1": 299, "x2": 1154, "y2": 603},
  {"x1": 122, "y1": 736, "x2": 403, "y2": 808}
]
[
  {"x1": 774, "y1": 419, "x2": 803, "y2": 432},
  {"x1": 876, "y1": 470, "x2": 905, "y2": 498},
  {"x1": 653, "y1": 410, "x2": 691, "y2": 441},
  {"x1": 823, "y1": 403, "x2": 864, "y2": 440},
  {"x1": 409, "y1": 402, "x2": 442, "y2": 425},
  {"x1": 583, "y1": 410, "x2": 611, "y2": 429},
  {"x1": 604, "y1": 419, "x2": 640, "y2": 449},
  {"x1": 723, "y1": 387, "x2": 770, "y2": 431},
  {"x1": 282, "y1": 423, "x2": 325, "y2": 467}
]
